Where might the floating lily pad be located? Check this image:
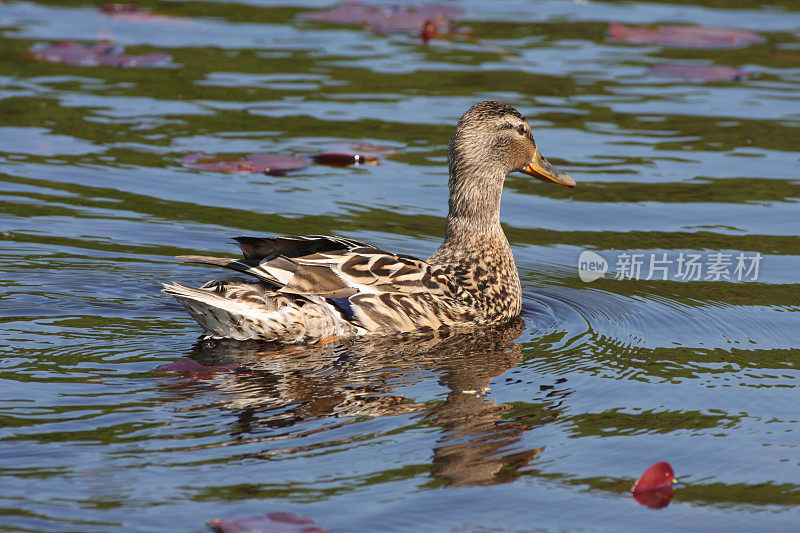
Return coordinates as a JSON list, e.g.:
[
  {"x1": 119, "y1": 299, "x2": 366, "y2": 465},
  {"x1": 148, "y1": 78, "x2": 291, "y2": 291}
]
[
  {"x1": 609, "y1": 23, "x2": 764, "y2": 48},
  {"x1": 181, "y1": 153, "x2": 311, "y2": 174},
  {"x1": 100, "y1": 3, "x2": 185, "y2": 22},
  {"x1": 27, "y1": 41, "x2": 170, "y2": 67},
  {"x1": 298, "y1": 1, "x2": 469, "y2": 39},
  {"x1": 311, "y1": 142, "x2": 398, "y2": 167},
  {"x1": 207, "y1": 512, "x2": 330, "y2": 533},
  {"x1": 312, "y1": 153, "x2": 380, "y2": 167},
  {"x1": 101, "y1": 3, "x2": 147, "y2": 15},
  {"x1": 328, "y1": 142, "x2": 400, "y2": 156},
  {"x1": 649, "y1": 64, "x2": 752, "y2": 81},
  {"x1": 631, "y1": 461, "x2": 675, "y2": 509},
  {"x1": 421, "y1": 19, "x2": 437, "y2": 44}
]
